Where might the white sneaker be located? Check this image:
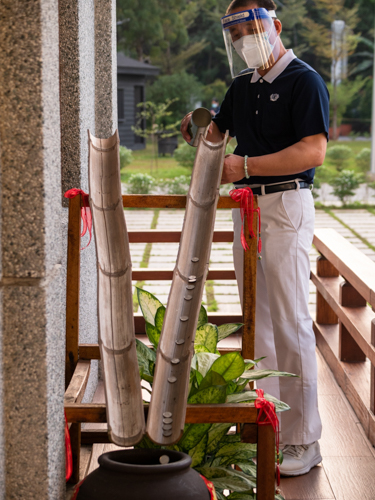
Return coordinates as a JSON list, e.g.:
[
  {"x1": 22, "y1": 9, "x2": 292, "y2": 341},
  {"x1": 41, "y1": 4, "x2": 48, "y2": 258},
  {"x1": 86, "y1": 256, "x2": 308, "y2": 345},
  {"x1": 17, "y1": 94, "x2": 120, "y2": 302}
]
[{"x1": 279, "y1": 441, "x2": 322, "y2": 477}]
